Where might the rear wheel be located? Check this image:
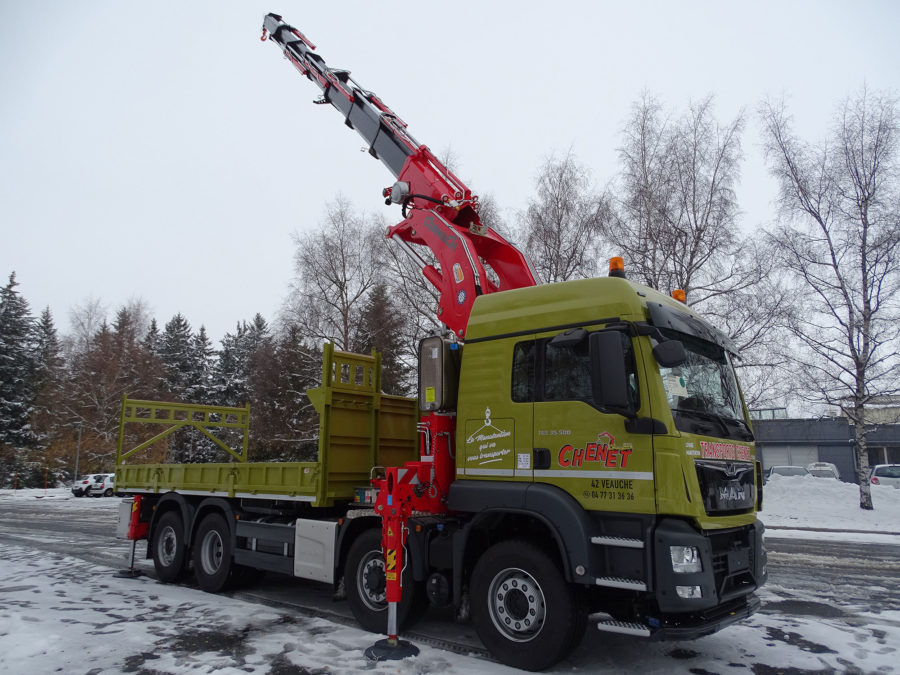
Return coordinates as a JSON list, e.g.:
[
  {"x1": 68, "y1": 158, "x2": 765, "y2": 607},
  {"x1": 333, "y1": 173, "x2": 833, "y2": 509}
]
[
  {"x1": 192, "y1": 512, "x2": 234, "y2": 593},
  {"x1": 84, "y1": 487, "x2": 92, "y2": 497},
  {"x1": 345, "y1": 528, "x2": 427, "y2": 634},
  {"x1": 152, "y1": 511, "x2": 189, "y2": 583},
  {"x1": 470, "y1": 539, "x2": 586, "y2": 671}
]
